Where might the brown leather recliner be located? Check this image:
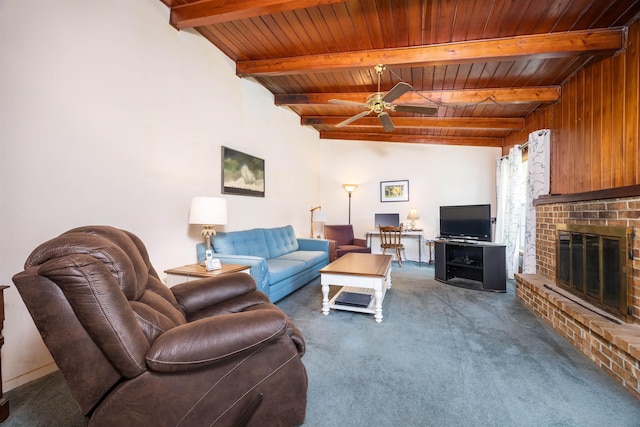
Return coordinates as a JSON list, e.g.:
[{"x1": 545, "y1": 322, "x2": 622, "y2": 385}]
[
  {"x1": 12, "y1": 226, "x2": 308, "y2": 426},
  {"x1": 324, "y1": 224, "x2": 371, "y2": 261}
]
